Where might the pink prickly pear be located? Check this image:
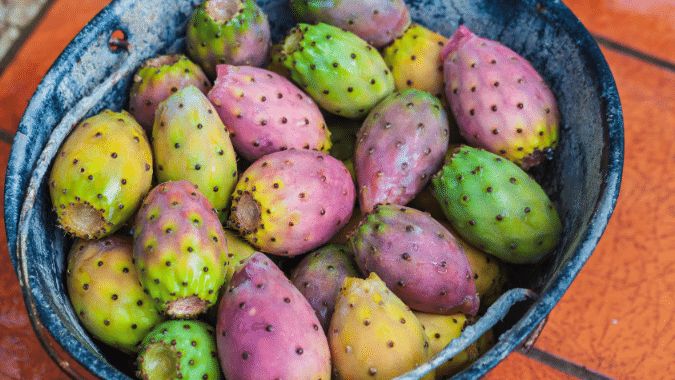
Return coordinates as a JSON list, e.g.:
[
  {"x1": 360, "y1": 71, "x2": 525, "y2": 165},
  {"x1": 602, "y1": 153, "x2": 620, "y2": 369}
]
[
  {"x1": 229, "y1": 150, "x2": 355, "y2": 256},
  {"x1": 217, "y1": 253, "x2": 331, "y2": 380},
  {"x1": 442, "y1": 25, "x2": 560, "y2": 169},
  {"x1": 128, "y1": 55, "x2": 210, "y2": 132},
  {"x1": 133, "y1": 181, "x2": 227, "y2": 318},
  {"x1": 350, "y1": 204, "x2": 479, "y2": 315},
  {"x1": 355, "y1": 89, "x2": 450, "y2": 212},
  {"x1": 208, "y1": 65, "x2": 331, "y2": 161}
]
